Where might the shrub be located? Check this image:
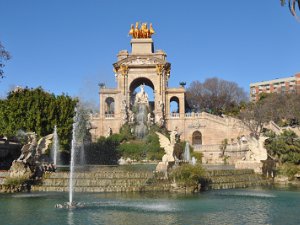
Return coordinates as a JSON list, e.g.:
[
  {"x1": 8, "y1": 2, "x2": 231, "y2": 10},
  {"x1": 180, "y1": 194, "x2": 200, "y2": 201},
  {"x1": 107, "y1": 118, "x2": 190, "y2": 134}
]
[
  {"x1": 191, "y1": 151, "x2": 203, "y2": 162},
  {"x1": 277, "y1": 163, "x2": 300, "y2": 180},
  {"x1": 4, "y1": 176, "x2": 28, "y2": 187},
  {"x1": 117, "y1": 140, "x2": 145, "y2": 160},
  {"x1": 84, "y1": 136, "x2": 119, "y2": 165},
  {"x1": 265, "y1": 130, "x2": 300, "y2": 165},
  {"x1": 169, "y1": 164, "x2": 205, "y2": 186}
]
